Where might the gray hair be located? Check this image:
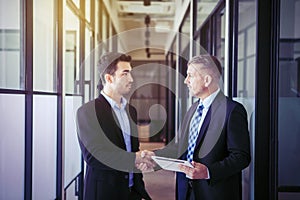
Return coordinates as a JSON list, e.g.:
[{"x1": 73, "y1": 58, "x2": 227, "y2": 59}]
[{"x1": 188, "y1": 55, "x2": 222, "y2": 78}]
